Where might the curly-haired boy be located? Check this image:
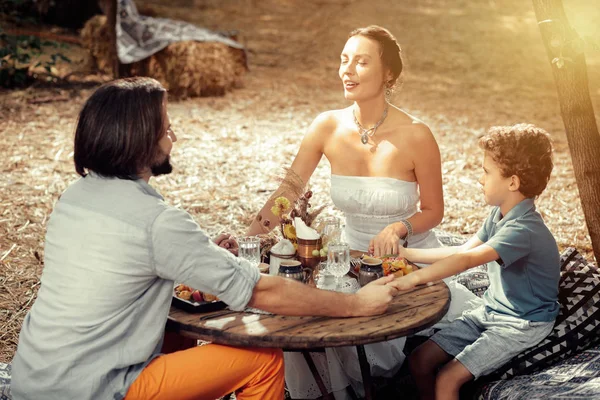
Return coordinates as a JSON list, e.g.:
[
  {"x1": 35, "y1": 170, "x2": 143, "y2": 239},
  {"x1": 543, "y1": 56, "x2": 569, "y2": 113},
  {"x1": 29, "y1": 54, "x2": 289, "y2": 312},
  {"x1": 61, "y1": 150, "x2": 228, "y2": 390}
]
[{"x1": 391, "y1": 124, "x2": 560, "y2": 400}]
